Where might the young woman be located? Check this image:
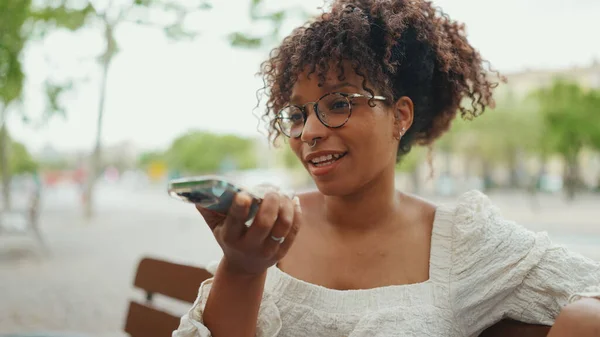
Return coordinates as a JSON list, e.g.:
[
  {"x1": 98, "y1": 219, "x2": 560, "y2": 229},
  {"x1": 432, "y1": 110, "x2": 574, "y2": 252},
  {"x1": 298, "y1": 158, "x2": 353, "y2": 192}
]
[{"x1": 174, "y1": 1, "x2": 600, "y2": 336}]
